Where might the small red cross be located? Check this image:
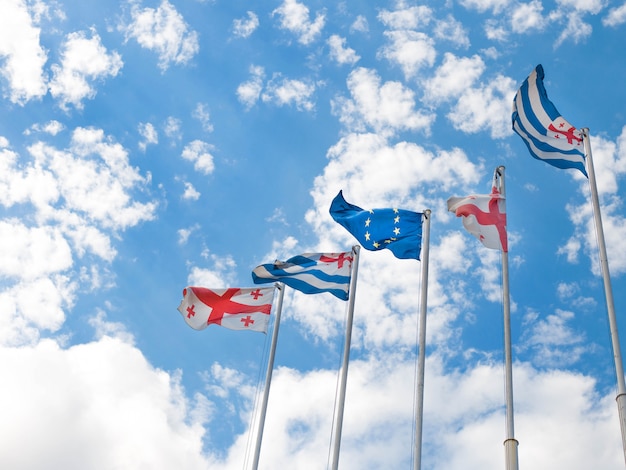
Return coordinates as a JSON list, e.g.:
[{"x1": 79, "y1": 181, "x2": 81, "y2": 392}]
[
  {"x1": 186, "y1": 304, "x2": 196, "y2": 318},
  {"x1": 250, "y1": 289, "x2": 263, "y2": 300},
  {"x1": 241, "y1": 315, "x2": 255, "y2": 327}
]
